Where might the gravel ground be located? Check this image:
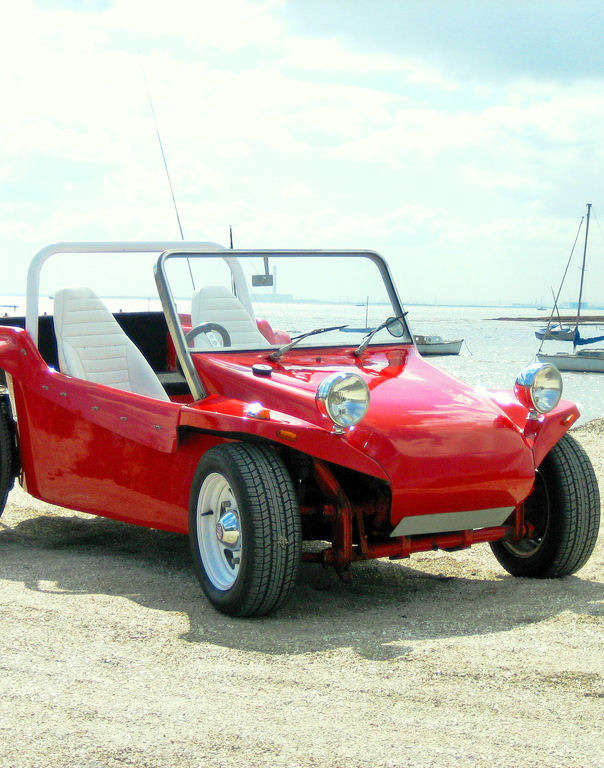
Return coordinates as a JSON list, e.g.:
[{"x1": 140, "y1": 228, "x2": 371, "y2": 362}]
[{"x1": 0, "y1": 422, "x2": 602, "y2": 768}]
